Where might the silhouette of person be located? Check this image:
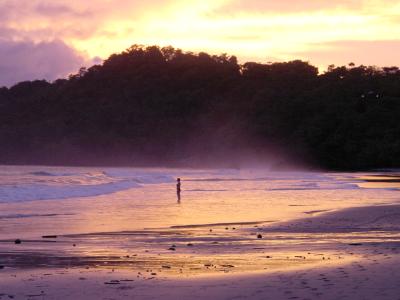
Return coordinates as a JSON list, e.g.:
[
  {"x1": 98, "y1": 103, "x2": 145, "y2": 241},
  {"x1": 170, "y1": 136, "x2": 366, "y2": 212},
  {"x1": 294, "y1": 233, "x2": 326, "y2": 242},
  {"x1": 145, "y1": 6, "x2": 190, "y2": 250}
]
[{"x1": 177, "y1": 178, "x2": 181, "y2": 202}]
